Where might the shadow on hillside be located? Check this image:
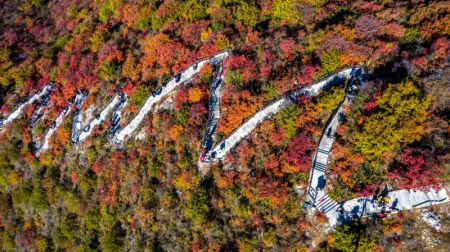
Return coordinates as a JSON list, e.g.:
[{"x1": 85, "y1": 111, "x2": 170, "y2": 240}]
[{"x1": 367, "y1": 61, "x2": 410, "y2": 84}]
